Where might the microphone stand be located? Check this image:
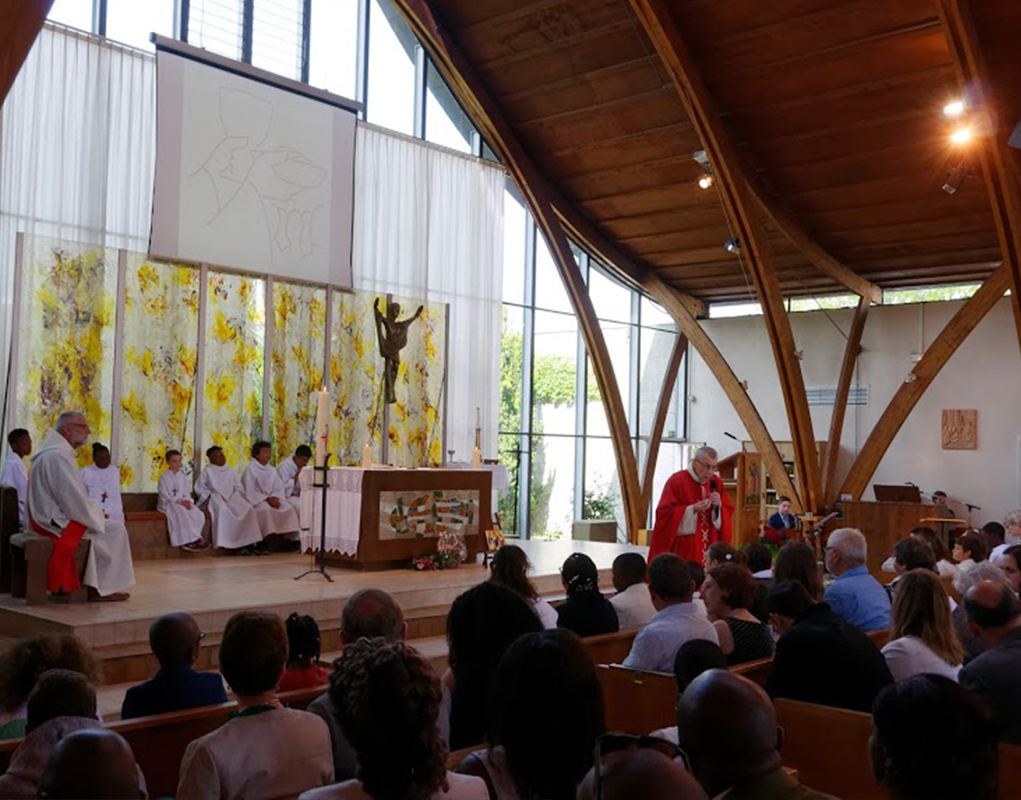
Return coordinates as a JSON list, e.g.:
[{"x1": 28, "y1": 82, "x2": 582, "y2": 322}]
[{"x1": 295, "y1": 455, "x2": 333, "y2": 582}]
